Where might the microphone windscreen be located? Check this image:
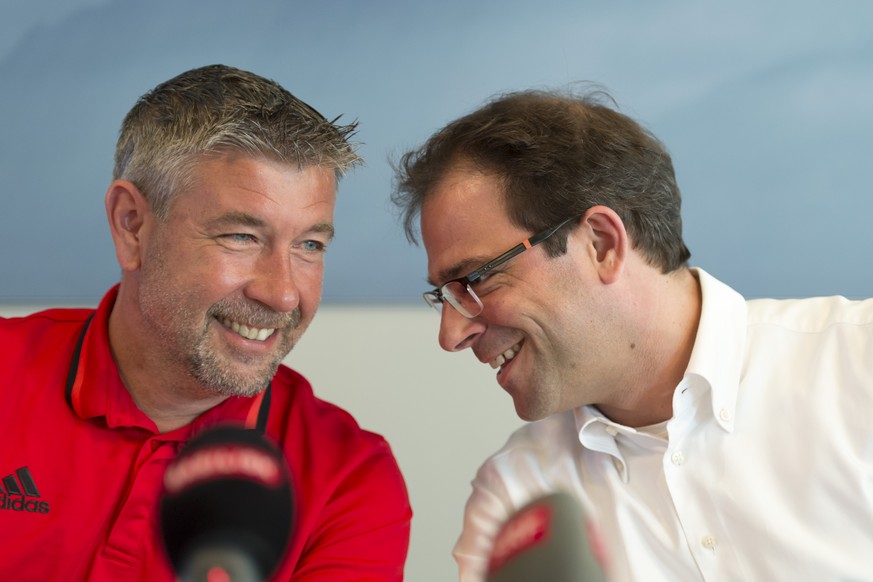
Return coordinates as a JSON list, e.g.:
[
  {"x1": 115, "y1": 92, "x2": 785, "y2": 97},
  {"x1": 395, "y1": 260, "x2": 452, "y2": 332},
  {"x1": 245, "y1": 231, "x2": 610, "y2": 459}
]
[
  {"x1": 159, "y1": 425, "x2": 294, "y2": 582},
  {"x1": 486, "y1": 491, "x2": 607, "y2": 582}
]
